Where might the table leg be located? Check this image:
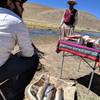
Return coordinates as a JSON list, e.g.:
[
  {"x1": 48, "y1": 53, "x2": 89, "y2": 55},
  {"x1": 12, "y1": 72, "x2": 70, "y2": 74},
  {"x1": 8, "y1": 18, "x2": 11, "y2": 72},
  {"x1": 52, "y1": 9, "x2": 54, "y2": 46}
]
[
  {"x1": 60, "y1": 51, "x2": 65, "y2": 78},
  {"x1": 88, "y1": 62, "x2": 97, "y2": 93}
]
